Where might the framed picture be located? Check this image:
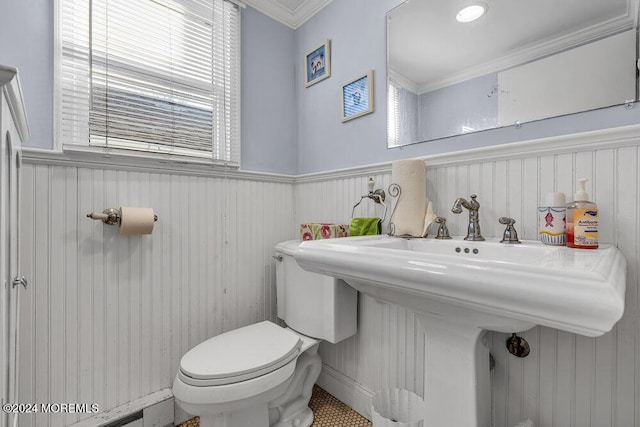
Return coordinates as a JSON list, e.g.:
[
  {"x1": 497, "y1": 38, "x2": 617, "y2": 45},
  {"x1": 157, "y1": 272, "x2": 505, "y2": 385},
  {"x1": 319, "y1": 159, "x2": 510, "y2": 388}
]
[
  {"x1": 305, "y1": 40, "x2": 331, "y2": 87},
  {"x1": 341, "y1": 70, "x2": 374, "y2": 122}
]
